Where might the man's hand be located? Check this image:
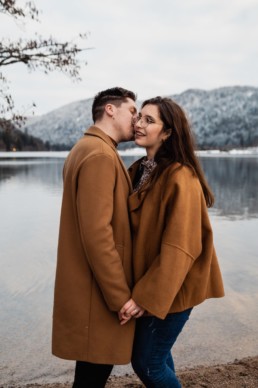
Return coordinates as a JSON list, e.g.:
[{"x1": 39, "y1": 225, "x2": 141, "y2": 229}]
[
  {"x1": 118, "y1": 298, "x2": 145, "y2": 325},
  {"x1": 118, "y1": 311, "x2": 132, "y2": 325}
]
